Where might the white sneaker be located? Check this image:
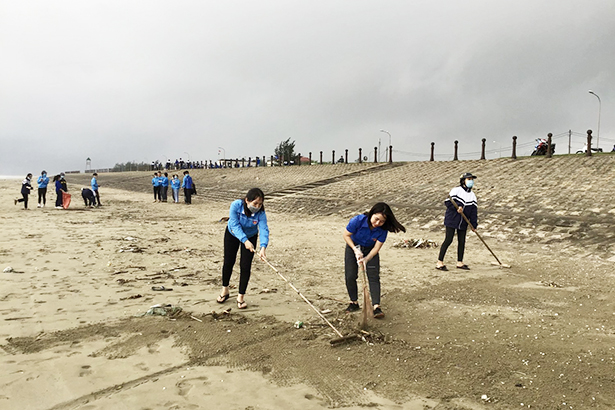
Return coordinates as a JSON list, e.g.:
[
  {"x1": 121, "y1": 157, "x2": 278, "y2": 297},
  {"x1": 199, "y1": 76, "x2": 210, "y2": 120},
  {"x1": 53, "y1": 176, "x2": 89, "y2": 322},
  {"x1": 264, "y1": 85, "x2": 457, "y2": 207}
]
[
  {"x1": 37, "y1": 204, "x2": 41, "y2": 208},
  {"x1": 56, "y1": 206, "x2": 63, "y2": 209}
]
